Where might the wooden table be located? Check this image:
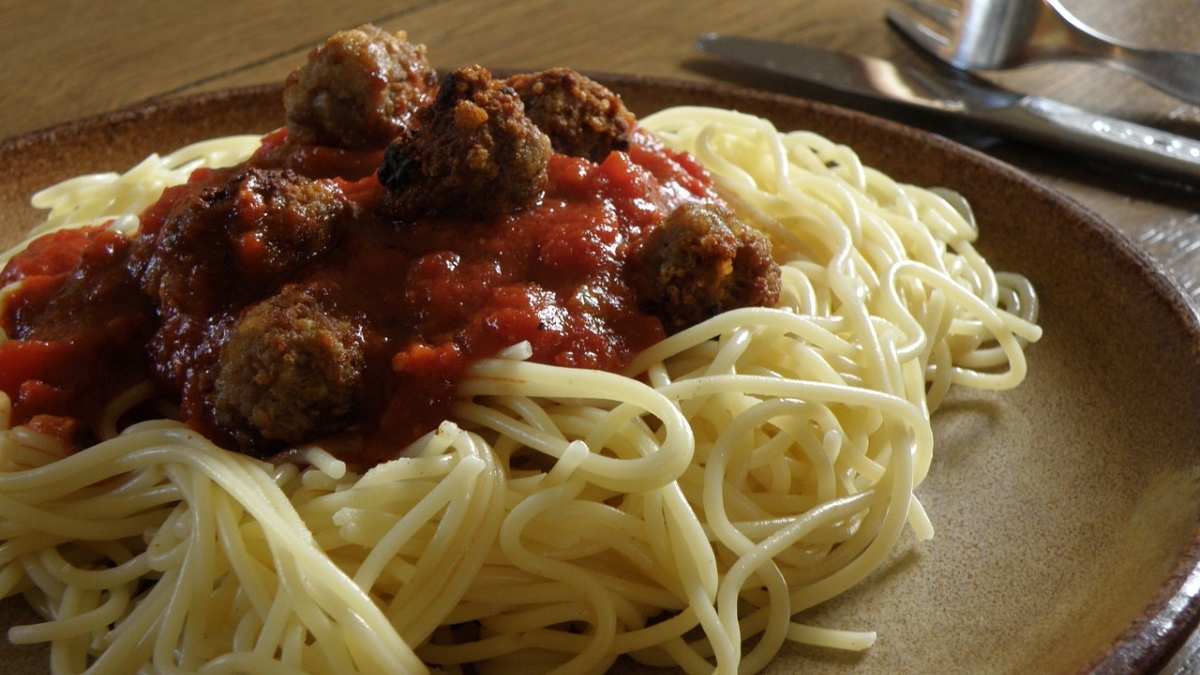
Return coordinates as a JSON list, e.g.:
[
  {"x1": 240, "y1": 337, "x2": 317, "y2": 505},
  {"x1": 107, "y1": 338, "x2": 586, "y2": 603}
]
[{"x1": 3, "y1": 0, "x2": 1200, "y2": 671}]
